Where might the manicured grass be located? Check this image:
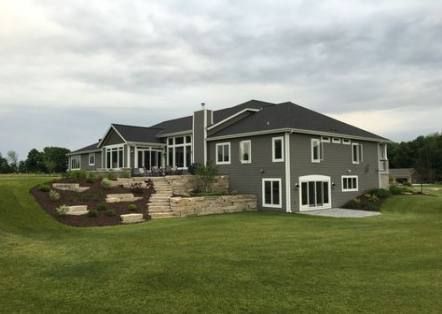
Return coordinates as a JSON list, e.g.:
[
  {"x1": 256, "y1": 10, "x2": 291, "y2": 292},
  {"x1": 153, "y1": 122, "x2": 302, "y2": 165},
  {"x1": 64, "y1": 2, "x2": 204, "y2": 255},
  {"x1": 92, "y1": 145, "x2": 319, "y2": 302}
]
[{"x1": 0, "y1": 176, "x2": 441, "y2": 313}]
